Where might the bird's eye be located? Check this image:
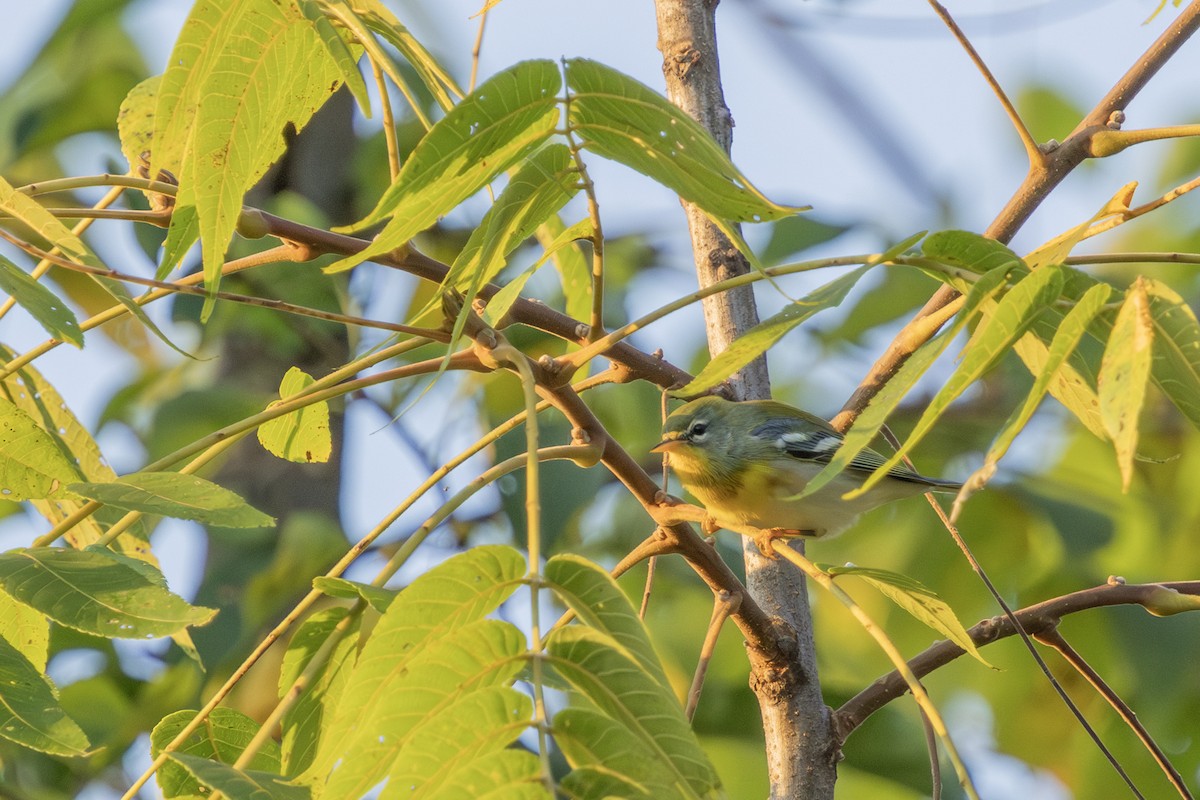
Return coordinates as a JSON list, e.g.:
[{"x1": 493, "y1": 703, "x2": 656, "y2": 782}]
[{"x1": 689, "y1": 420, "x2": 708, "y2": 438}]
